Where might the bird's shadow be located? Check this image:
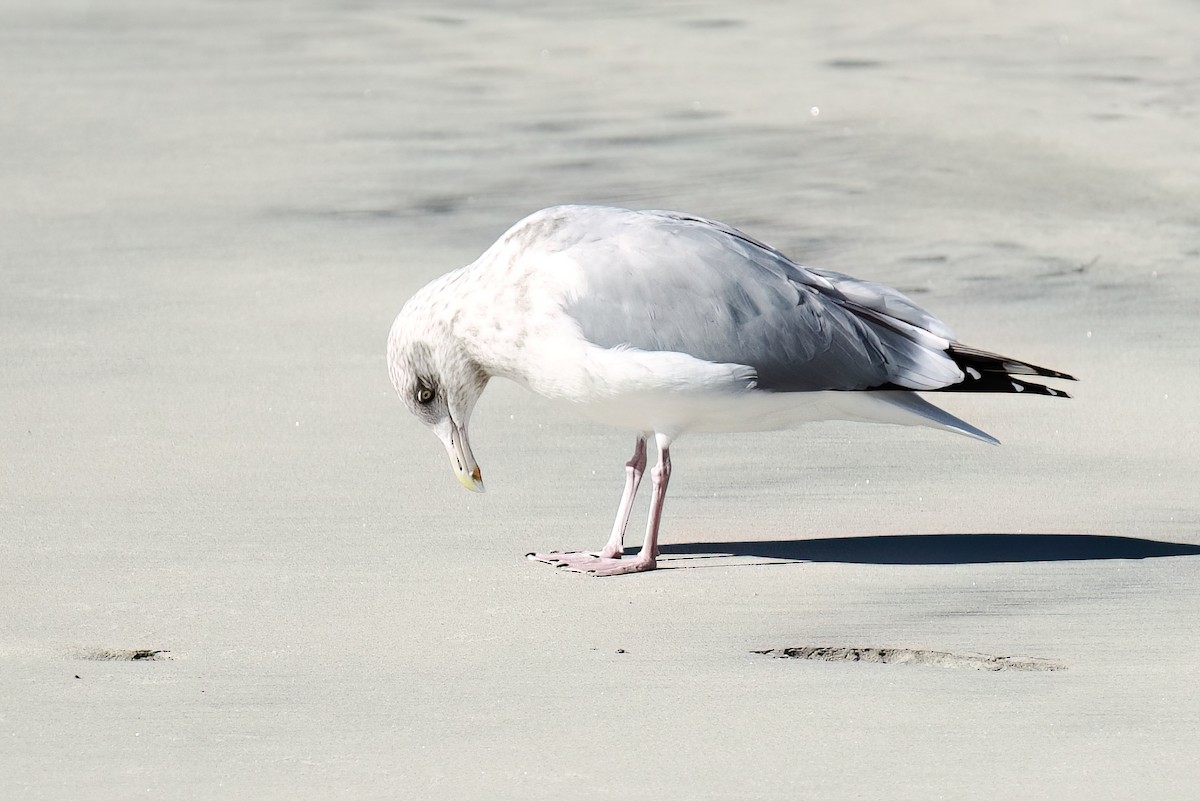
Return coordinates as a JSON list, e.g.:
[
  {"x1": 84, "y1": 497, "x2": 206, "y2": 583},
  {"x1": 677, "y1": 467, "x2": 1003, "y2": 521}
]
[{"x1": 653, "y1": 532, "x2": 1200, "y2": 567}]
